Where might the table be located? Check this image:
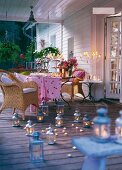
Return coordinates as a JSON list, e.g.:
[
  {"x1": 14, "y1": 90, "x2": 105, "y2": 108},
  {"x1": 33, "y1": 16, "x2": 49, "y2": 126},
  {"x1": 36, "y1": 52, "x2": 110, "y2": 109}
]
[
  {"x1": 80, "y1": 80, "x2": 103, "y2": 102},
  {"x1": 72, "y1": 136, "x2": 122, "y2": 170},
  {"x1": 27, "y1": 73, "x2": 61, "y2": 103}
]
